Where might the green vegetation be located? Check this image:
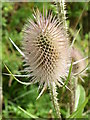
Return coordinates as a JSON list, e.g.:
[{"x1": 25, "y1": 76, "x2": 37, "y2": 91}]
[{"x1": 2, "y1": 2, "x2": 89, "y2": 119}]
